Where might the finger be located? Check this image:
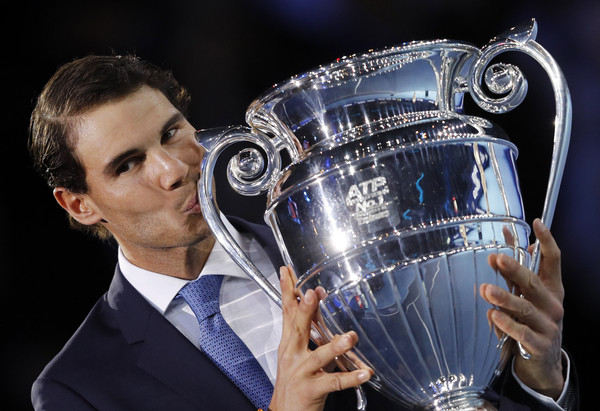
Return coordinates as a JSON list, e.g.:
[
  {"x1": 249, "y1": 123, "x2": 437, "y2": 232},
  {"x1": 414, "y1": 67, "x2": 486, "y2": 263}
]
[
  {"x1": 480, "y1": 282, "x2": 560, "y2": 334},
  {"x1": 313, "y1": 368, "x2": 373, "y2": 396},
  {"x1": 280, "y1": 266, "x2": 294, "y2": 304},
  {"x1": 281, "y1": 265, "x2": 323, "y2": 351},
  {"x1": 280, "y1": 267, "x2": 321, "y2": 354},
  {"x1": 290, "y1": 288, "x2": 319, "y2": 350},
  {"x1": 312, "y1": 286, "x2": 328, "y2": 324},
  {"x1": 485, "y1": 308, "x2": 505, "y2": 340},
  {"x1": 481, "y1": 283, "x2": 537, "y2": 324},
  {"x1": 493, "y1": 254, "x2": 547, "y2": 304},
  {"x1": 487, "y1": 244, "x2": 563, "y2": 317},
  {"x1": 488, "y1": 308, "x2": 556, "y2": 358},
  {"x1": 487, "y1": 253, "x2": 499, "y2": 272},
  {"x1": 342, "y1": 346, "x2": 372, "y2": 370},
  {"x1": 280, "y1": 266, "x2": 299, "y2": 337},
  {"x1": 280, "y1": 266, "x2": 295, "y2": 313},
  {"x1": 532, "y1": 219, "x2": 563, "y2": 289},
  {"x1": 315, "y1": 286, "x2": 328, "y2": 301},
  {"x1": 495, "y1": 254, "x2": 563, "y2": 324},
  {"x1": 501, "y1": 225, "x2": 515, "y2": 246},
  {"x1": 487, "y1": 253, "x2": 517, "y2": 292},
  {"x1": 306, "y1": 332, "x2": 360, "y2": 372},
  {"x1": 495, "y1": 253, "x2": 530, "y2": 292}
]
